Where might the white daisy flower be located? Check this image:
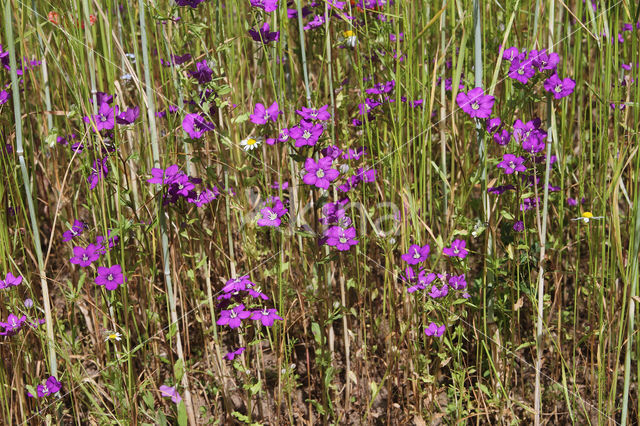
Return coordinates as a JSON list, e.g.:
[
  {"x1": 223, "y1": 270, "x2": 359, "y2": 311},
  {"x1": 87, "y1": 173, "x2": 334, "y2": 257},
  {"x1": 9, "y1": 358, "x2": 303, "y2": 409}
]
[
  {"x1": 240, "y1": 136, "x2": 262, "y2": 151},
  {"x1": 342, "y1": 30, "x2": 357, "y2": 47},
  {"x1": 104, "y1": 331, "x2": 122, "y2": 342},
  {"x1": 571, "y1": 211, "x2": 604, "y2": 224}
]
